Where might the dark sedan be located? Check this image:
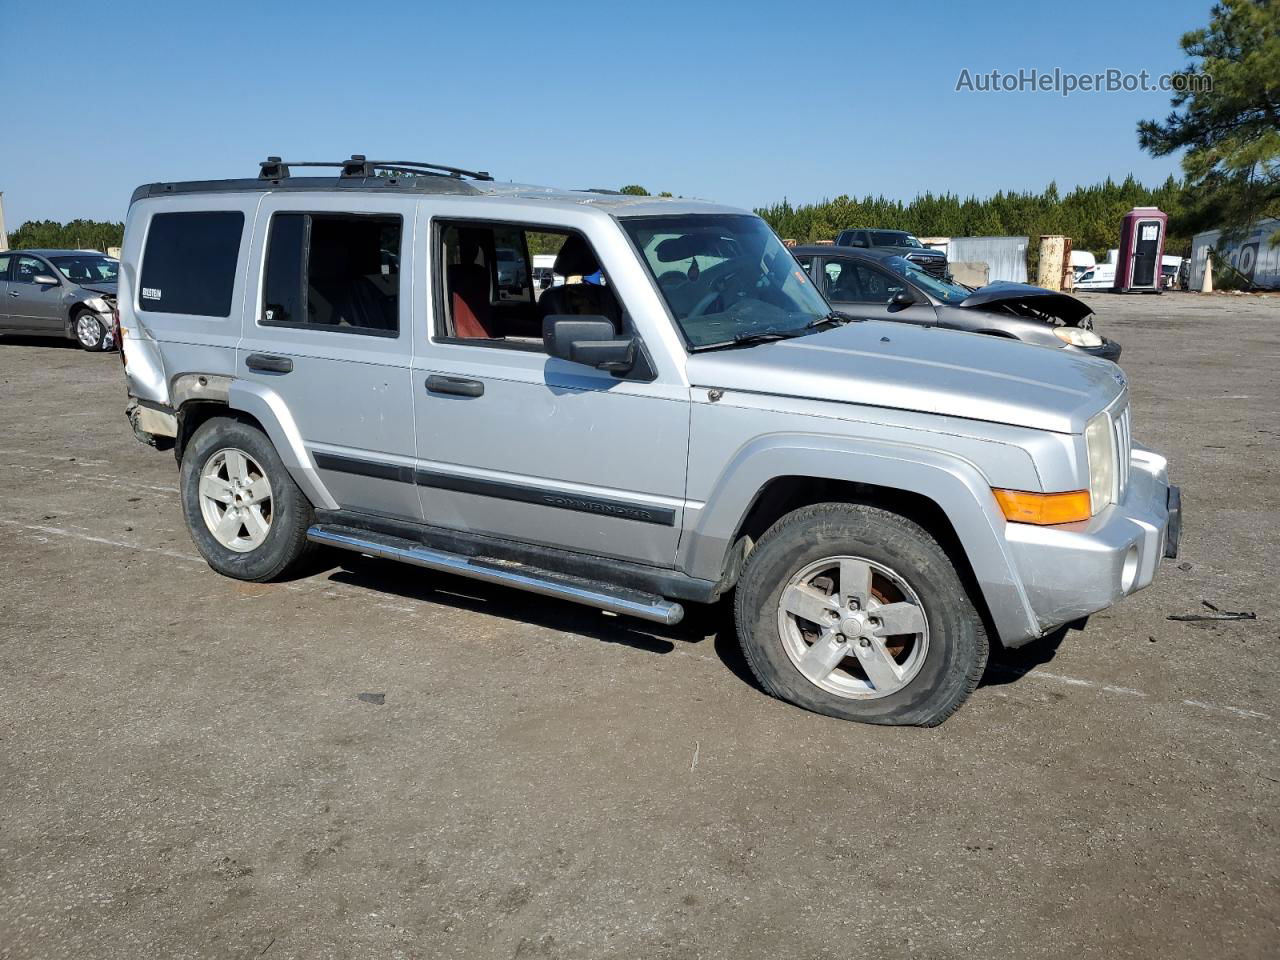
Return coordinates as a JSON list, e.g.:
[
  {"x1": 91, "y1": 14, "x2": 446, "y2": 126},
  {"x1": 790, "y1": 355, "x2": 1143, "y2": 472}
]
[{"x1": 792, "y1": 245, "x2": 1121, "y2": 362}]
